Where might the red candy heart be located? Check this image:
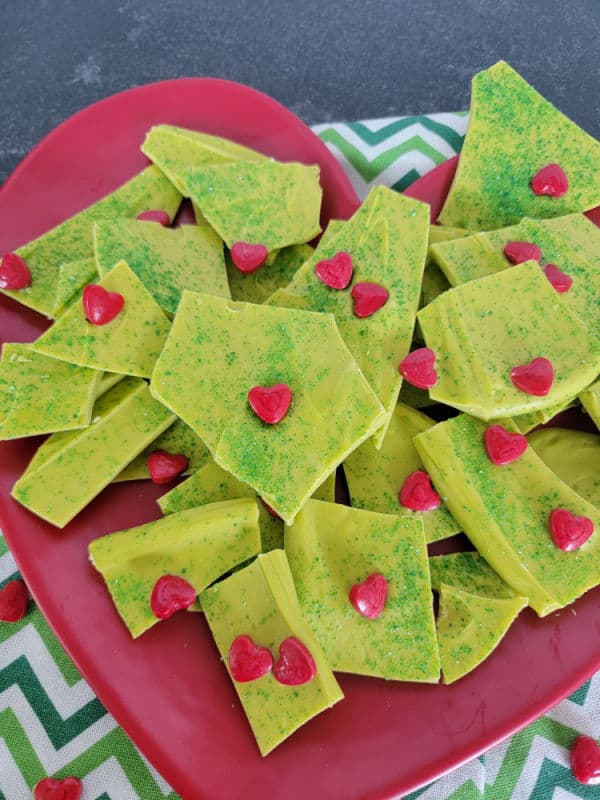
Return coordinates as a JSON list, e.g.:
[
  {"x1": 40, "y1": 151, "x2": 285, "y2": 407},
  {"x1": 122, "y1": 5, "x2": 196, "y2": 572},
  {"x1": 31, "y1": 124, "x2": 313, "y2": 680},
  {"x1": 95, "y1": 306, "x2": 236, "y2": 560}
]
[
  {"x1": 399, "y1": 470, "x2": 441, "y2": 512},
  {"x1": 231, "y1": 242, "x2": 268, "y2": 273},
  {"x1": 484, "y1": 425, "x2": 528, "y2": 466},
  {"x1": 503, "y1": 241, "x2": 542, "y2": 265},
  {"x1": 349, "y1": 573, "x2": 388, "y2": 619},
  {"x1": 248, "y1": 383, "x2": 292, "y2": 425},
  {"x1": 0, "y1": 253, "x2": 32, "y2": 290},
  {"x1": 273, "y1": 636, "x2": 317, "y2": 686},
  {"x1": 34, "y1": 776, "x2": 82, "y2": 800},
  {"x1": 398, "y1": 348, "x2": 438, "y2": 390},
  {"x1": 147, "y1": 450, "x2": 189, "y2": 484},
  {"x1": 0, "y1": 579, "x2": 28, "y2": 622},
  {"x1": 548, "y1": 508, "x2": 594, "y2": 552},
  {"x1": 543, "y1": 263, "x2": 572, "y2": 293},
  {"x1": 229, "y1": 634, "x2": 274, "y2": 682},
  {"x1": 510, "y1": 357, "x2": 554, "y2": 396},
  {"x1": 351, "y1": 282, "x2": 389, "y2": 318},
  {"x1": 530, "y1": 163, "x2": 569, "y2": 197},
  {"x1": 315, "y1": 251, "x2": 353, "y2": 289},
  {"x1": 570, "y1": 735, "x2": 600, "y2": 785},
  {"x1": 136, "y1": 209, "x2": 171, "y2": 226},
  {"x1": 82, "y1": 284, "x2": 124, "y2": 325},
  {"x1": 150, "y1": 575, "x2": 196, "y2": 619}
]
